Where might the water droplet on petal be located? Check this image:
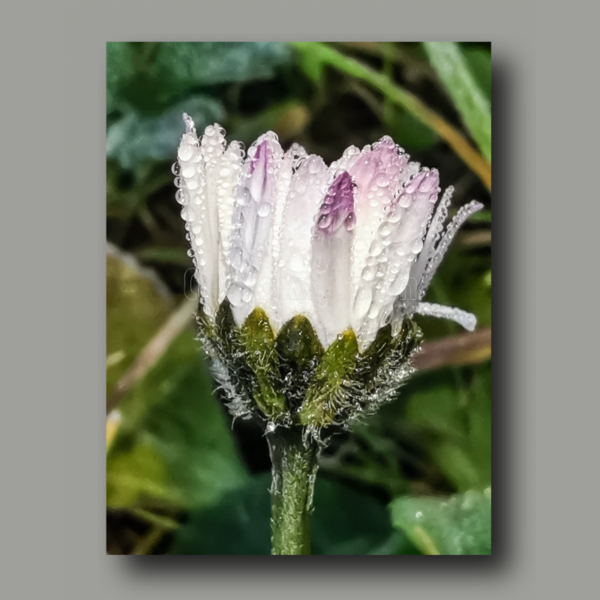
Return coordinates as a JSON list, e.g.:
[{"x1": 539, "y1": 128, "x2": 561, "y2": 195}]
[
  {"x1": 318, "y1": 213, "x2": 332, "y2": 229},
  {"x1": 345, "y1": 212, "x2": 356, "y2": 231},
  {"x1": 399, "y1": 193, "x2": 412, "y2": 208},
  {"x1": 411, "y1": 238, "x2": 424, "y2": 254},
  {"x1": 227, "y1": 283, "x2": 244, "y2": 307},
  {"x1": 362, "y1": 265, "x2": 376, "y2": 281},
  {"x1": 258, "y1": 203, "x2": 271, "y2": 217},
  {"x1": 178, "y1": 145, "x2": 193, "y2": 162}
]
